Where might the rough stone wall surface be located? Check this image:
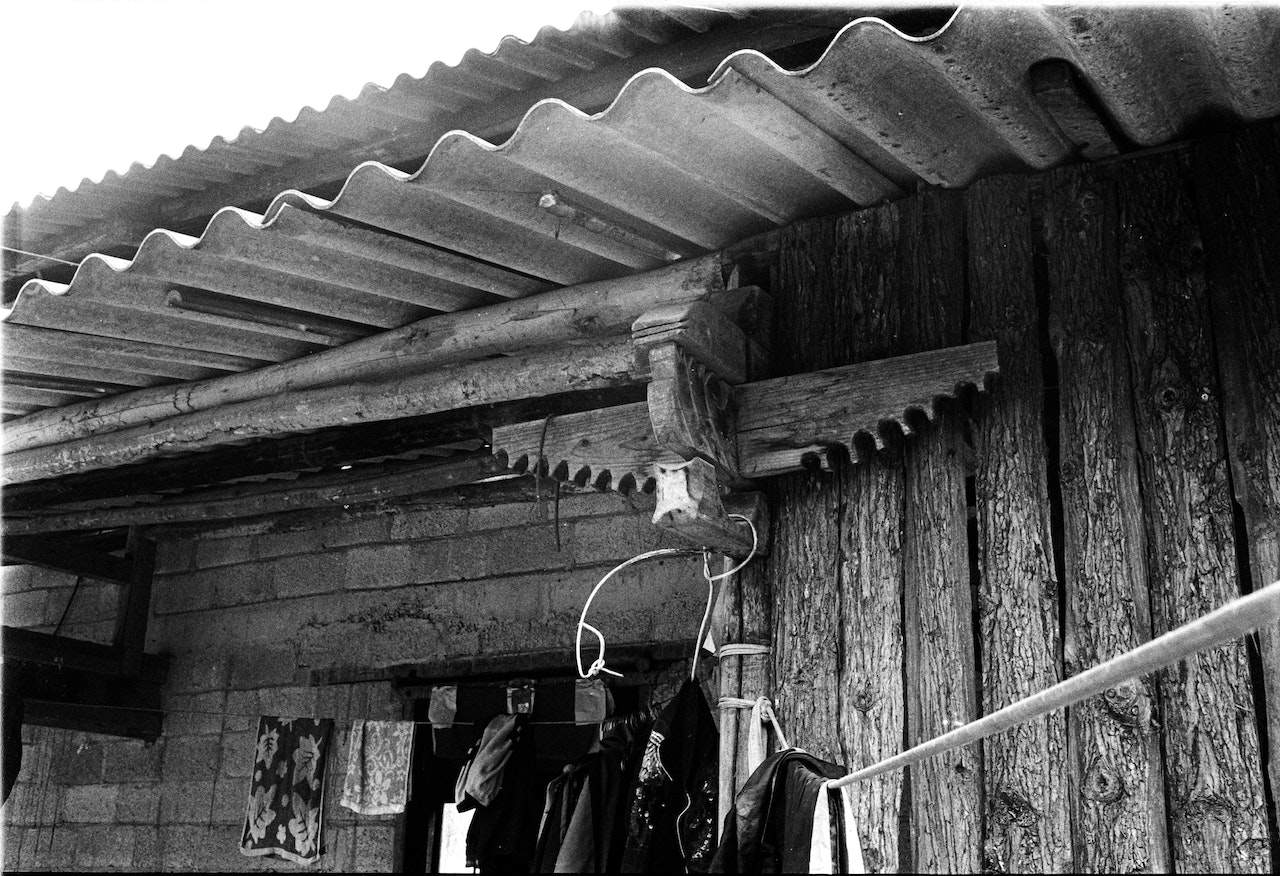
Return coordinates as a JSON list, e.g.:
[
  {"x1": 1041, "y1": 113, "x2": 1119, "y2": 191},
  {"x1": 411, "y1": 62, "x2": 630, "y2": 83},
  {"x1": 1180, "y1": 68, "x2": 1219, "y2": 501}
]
[{"x1": 2, "y1": 490, "x2": 706, "y2": 871}]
